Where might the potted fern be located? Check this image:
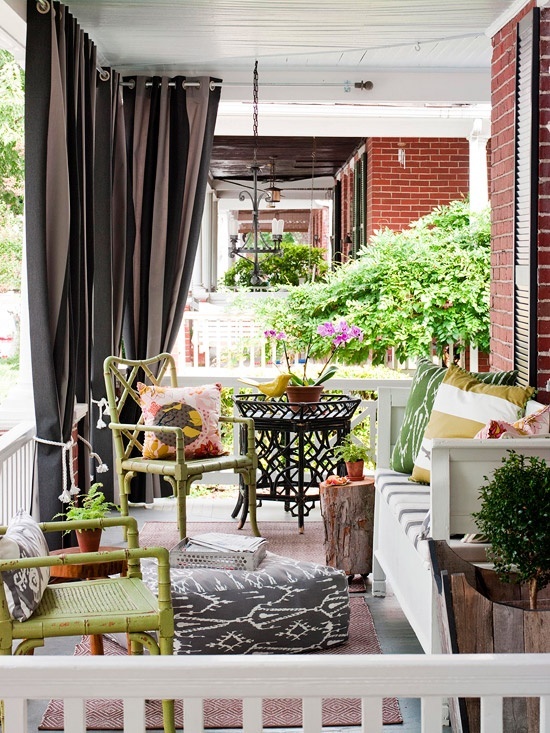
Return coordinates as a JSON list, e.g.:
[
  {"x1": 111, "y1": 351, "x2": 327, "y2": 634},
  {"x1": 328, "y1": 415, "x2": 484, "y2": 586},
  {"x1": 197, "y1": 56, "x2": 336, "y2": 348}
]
[
  {"x1": 332, "y1": 436, "x2": 372, "y2": 481},
  {"x1": 56, "y1": 483, "x2": 118, "y2": 552}
]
